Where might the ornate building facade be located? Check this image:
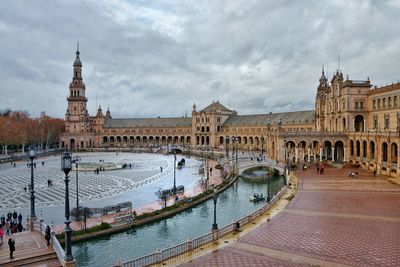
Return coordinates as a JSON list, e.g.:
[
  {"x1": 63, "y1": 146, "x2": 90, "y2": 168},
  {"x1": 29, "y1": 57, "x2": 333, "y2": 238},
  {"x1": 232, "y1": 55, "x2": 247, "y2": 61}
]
[{"x1": 60, "y1": 49, "x2": 400, "y2": 177}]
